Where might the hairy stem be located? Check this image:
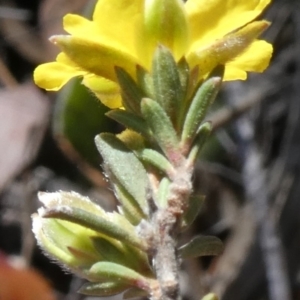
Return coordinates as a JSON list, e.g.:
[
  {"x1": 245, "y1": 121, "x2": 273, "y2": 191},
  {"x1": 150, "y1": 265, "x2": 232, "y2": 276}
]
[{"x1": 150, "y1": 162, "x2": 193, "y2": 300}]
